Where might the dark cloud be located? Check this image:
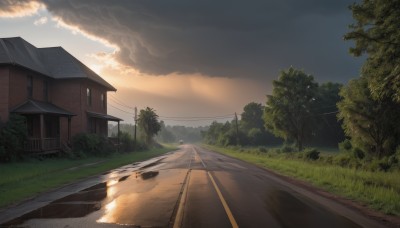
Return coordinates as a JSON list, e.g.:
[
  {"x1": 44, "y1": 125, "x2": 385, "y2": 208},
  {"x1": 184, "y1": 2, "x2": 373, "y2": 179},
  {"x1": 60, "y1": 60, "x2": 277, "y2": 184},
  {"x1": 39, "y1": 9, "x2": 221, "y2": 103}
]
[{"x1": 39, "y1": 0, "x2": 361, "y2": 81}]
